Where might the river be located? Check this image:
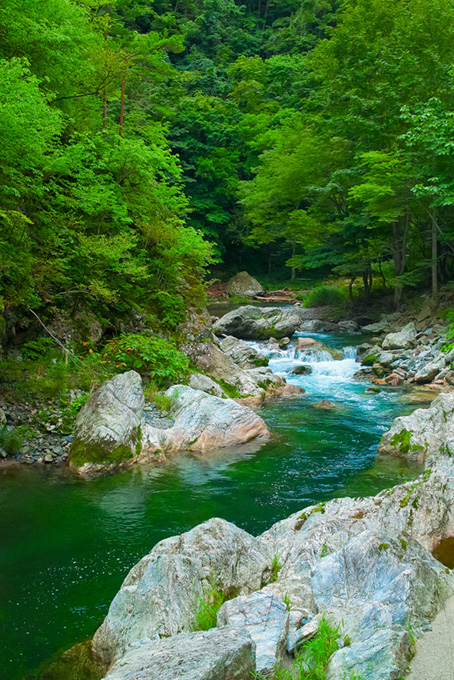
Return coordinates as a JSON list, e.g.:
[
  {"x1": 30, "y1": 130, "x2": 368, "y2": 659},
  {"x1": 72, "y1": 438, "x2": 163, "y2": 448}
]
[{"x1": 0, "y1": 331, "x2": 423, "y2": 680}]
